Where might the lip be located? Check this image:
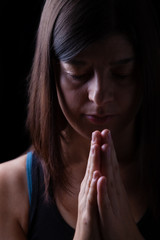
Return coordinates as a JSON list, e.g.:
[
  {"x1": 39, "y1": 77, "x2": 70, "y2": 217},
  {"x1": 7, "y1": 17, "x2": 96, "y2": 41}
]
[{"x1": 85, "y1": 114, "x2": 117, "y2": 125}]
